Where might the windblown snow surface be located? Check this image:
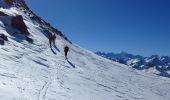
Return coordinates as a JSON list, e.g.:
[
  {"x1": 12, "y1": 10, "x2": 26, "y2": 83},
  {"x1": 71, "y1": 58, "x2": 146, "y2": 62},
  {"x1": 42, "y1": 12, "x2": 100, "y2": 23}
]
[{"x1": 0, "y1": 4, "x2": 170, "y2": 100}]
